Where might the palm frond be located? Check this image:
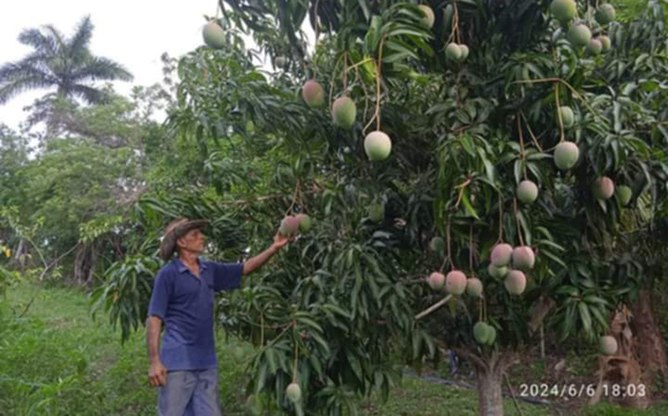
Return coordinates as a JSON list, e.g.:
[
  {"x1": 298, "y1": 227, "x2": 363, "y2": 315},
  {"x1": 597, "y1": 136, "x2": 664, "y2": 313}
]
[
  {"x1": 68, "y1": 15, "x2": 94, "y2": 62},
  {"x1": 69, "y1": 84, "x2": 110, "y2": 105},
  {"x1": 17, "y1": 28, "x2": 59, "y2": 57},
  {"x1": 71, "y1": 57, "x2": 133, "y2": 83},
  {"x1": 42, "y1": 24, "x2": 66, "y2": 50},
  {"x1": 0, "y1": 60, "x2": 56, "y2": 83},
  {"x1": 0, "y1": 74, "x2": 56, "y2": 104}
]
